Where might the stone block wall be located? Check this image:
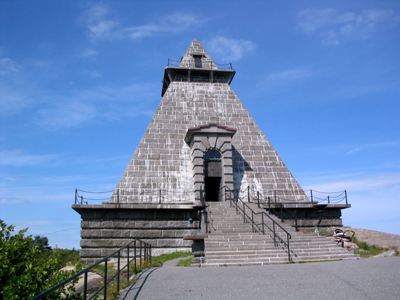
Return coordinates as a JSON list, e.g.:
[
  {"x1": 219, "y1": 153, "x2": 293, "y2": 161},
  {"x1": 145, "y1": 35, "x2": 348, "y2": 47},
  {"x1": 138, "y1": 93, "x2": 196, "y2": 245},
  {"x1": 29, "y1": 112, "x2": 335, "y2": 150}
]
[{"x1": 77, "y1": 207, "x2": 200, "y2": 263}]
